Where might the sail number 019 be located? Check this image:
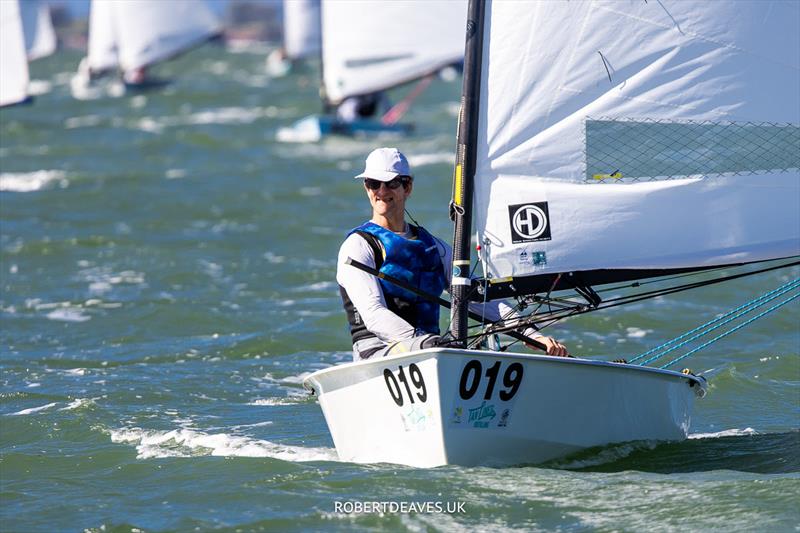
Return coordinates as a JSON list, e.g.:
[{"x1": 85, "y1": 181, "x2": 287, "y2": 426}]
[
  {"x1": 459, "y1": 360, "x2": 524, "y2": 401},
  {"x1": 384, "y1": 364, "x2": 427, "y2": 407},
  {"x1": 383, "y1": 360, "x2": 524, "y2": 407}
]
